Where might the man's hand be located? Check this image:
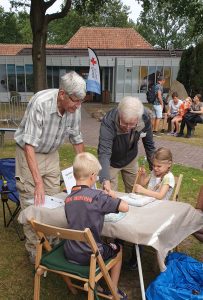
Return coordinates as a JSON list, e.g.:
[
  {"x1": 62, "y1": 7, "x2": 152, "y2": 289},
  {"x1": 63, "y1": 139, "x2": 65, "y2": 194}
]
[
  {"x1": 34, "y1": 181, "x2": 45, "y2": 206},
  {"x1": 102, "y1": 180, "x2": 111, "y2": 192}
]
